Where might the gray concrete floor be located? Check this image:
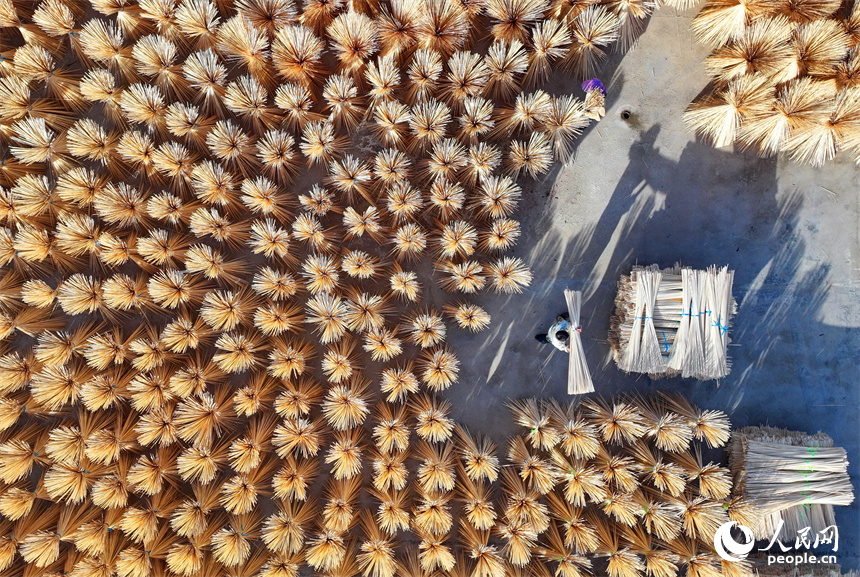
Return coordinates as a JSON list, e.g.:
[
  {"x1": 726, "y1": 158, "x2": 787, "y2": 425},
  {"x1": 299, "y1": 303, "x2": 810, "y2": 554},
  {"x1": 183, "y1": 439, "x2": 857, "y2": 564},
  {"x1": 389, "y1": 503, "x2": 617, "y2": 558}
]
[{"x1": 442, "y1": 8, "x2": 860, "y2": 569}]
